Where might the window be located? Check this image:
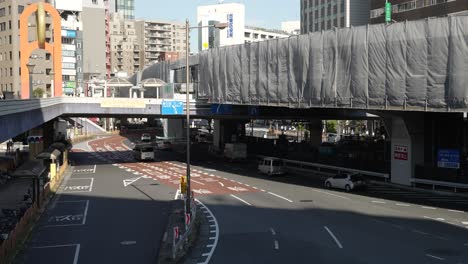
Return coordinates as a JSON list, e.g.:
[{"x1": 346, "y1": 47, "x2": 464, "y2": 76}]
[
  {"x1": 9, "y1": 67, "x2": 12, "y2": 76},
  {"x1": 0, "y1": 22, "x2": 6, "y2": 31},
  {"x1": 46, "y1": 53, "x2": 51, "y2": 60},
  {"x1": 92, "y1": 0, "x2": 98, "y2": 4},
  {"x1": 0, "y1": 8, "x2": 5, "y2": 17},
  {"x1": 9, "y1": 51, "x2": 11, "y2": 60},
  {"x1": 9, "y1": 35, "x2": 11, "y2": 44},
  {"x1": 8, "y1": 20, "x2": 11, "y2": 30},
  {"x1": 18, "y1": 5, "x2": 24, "y2": 14}
]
